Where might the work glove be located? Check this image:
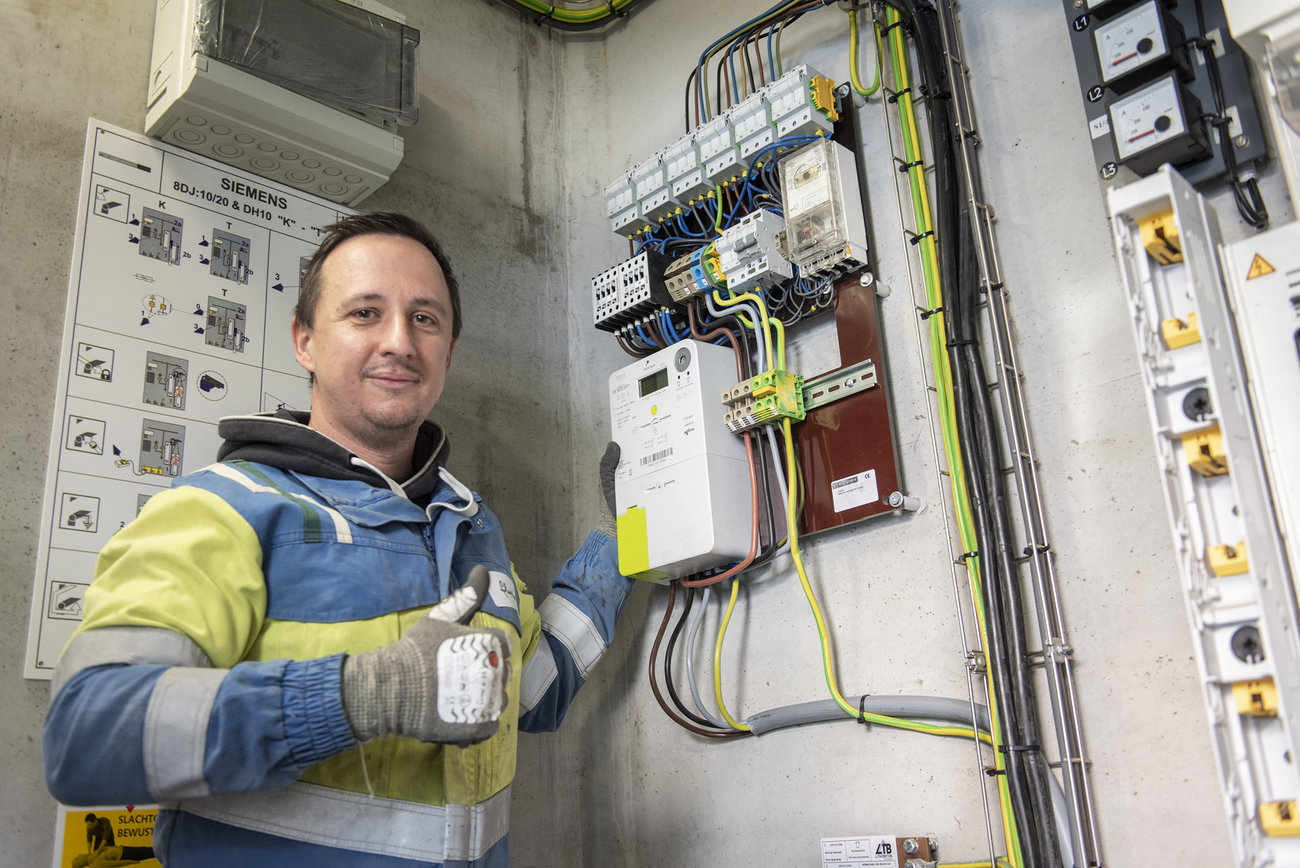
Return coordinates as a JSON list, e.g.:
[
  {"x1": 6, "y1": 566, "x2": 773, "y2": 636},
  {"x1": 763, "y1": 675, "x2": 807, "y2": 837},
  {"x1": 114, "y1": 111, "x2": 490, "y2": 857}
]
[
  {"x1": 598, "y1": 441, "x2": 619, "y2": 538},
  {"x1": 342, "y1": 566, "x2": 510, "y2": 747}
]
